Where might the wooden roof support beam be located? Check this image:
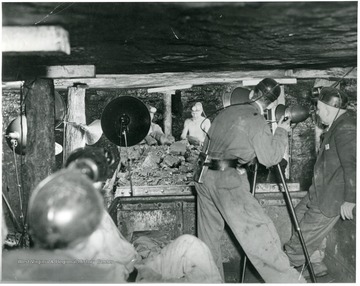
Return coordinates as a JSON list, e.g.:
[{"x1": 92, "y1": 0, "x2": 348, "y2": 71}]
[
  {"x1": 147, "y1": 84, "x2": 193, "y2": 93},
  {"x1": 2, "y1": 67, "x2": 356, "y2": 90},
  {"x1": 242, "y1": 78, "x2": 297, "y2": 86},
  {"x1": 52, "y1": 70, "x2": 289, "y2": 89},
  {"x1": 2, "y1": 65, "x2": 96, "y2": 81},
  {"x1": 2, "y1": 26, "x2": 70, "y2": 55}
]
